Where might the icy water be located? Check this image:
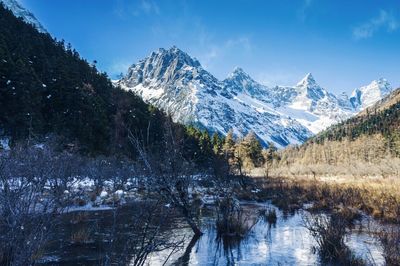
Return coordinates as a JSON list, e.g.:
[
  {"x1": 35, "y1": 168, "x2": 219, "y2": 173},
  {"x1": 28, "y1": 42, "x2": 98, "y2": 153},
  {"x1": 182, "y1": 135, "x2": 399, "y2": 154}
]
[{"x1": 38, "y1": 202, "x2": 384, "y2": 266}]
